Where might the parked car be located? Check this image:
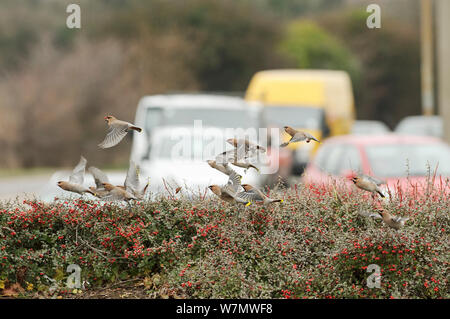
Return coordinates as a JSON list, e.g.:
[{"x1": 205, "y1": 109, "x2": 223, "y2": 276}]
[
  {"x1": 303, "y1": 134, "x2": 450, "y2": 193},
  {"x1": 395, "y1": 115, "x2": 443, "y2": 138},
  {"x1": 139, "y1": 126, "x2": 263, "y2": 195},
  {"x1": 130, "y1": 94, "x2": 261, "y2": 163},
  {"x1": 351, "y1": 120, "x2": 390, "y2": 135}
]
